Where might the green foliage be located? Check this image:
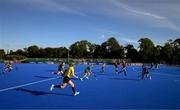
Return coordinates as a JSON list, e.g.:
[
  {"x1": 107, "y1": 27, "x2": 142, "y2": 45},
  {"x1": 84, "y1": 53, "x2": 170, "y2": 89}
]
[
  {"x1": 152, "y1": 45, "x2": 161, "y2": 63},
  {"x1": 27, "y1": 45, "x2": 40, "y2": 58},
  {"x1": 173, "y1": 38, "x2": 180, "y2": 64},
  {"x1": 1, "y1": 37, "x2": 180, "y2": 65},
  {"x1": 125, "y1": 44, "x2": 140, "y2": 62},
  {"x1": 161, "y1": 41, "x2": 174, "y2": 63},
  {"x1": 5, "y1": 55, "x2": 26, "y2": 60},
  {"x1": 138, "y1": 38, "x2": 155, "y2": 62},
  {"x1": 69, "y1": 40, "x2": 92, "y2": 58},
  {"x1": 101, "y1": 37, "x2": 124, "y2": 58},
  {"x1": 0, "y1": 49, "x2": 5, "y2": 60},
  {"x1": 93, "y1": 44, "x2": 102, "y2": 58}
]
